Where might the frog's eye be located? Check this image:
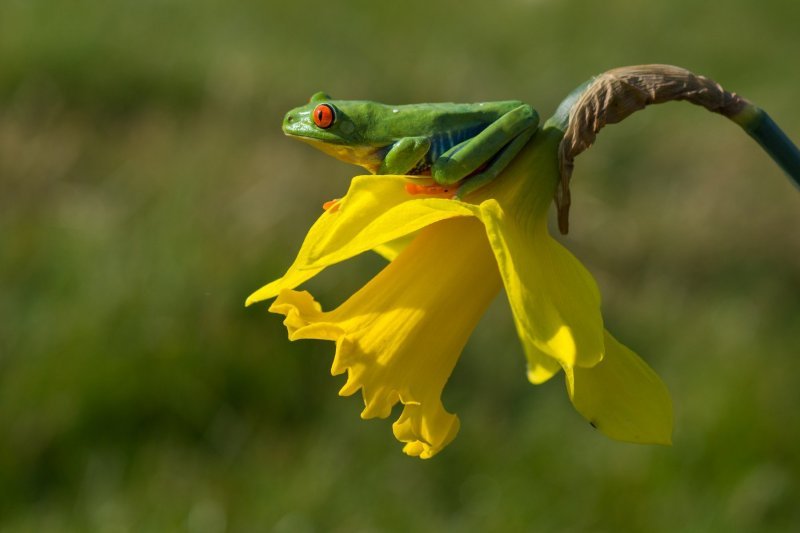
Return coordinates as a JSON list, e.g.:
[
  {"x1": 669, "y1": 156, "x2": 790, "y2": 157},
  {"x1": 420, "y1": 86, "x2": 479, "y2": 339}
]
[{"x1": 312, "y1": 104, "x2": 335, "y2": 129}]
